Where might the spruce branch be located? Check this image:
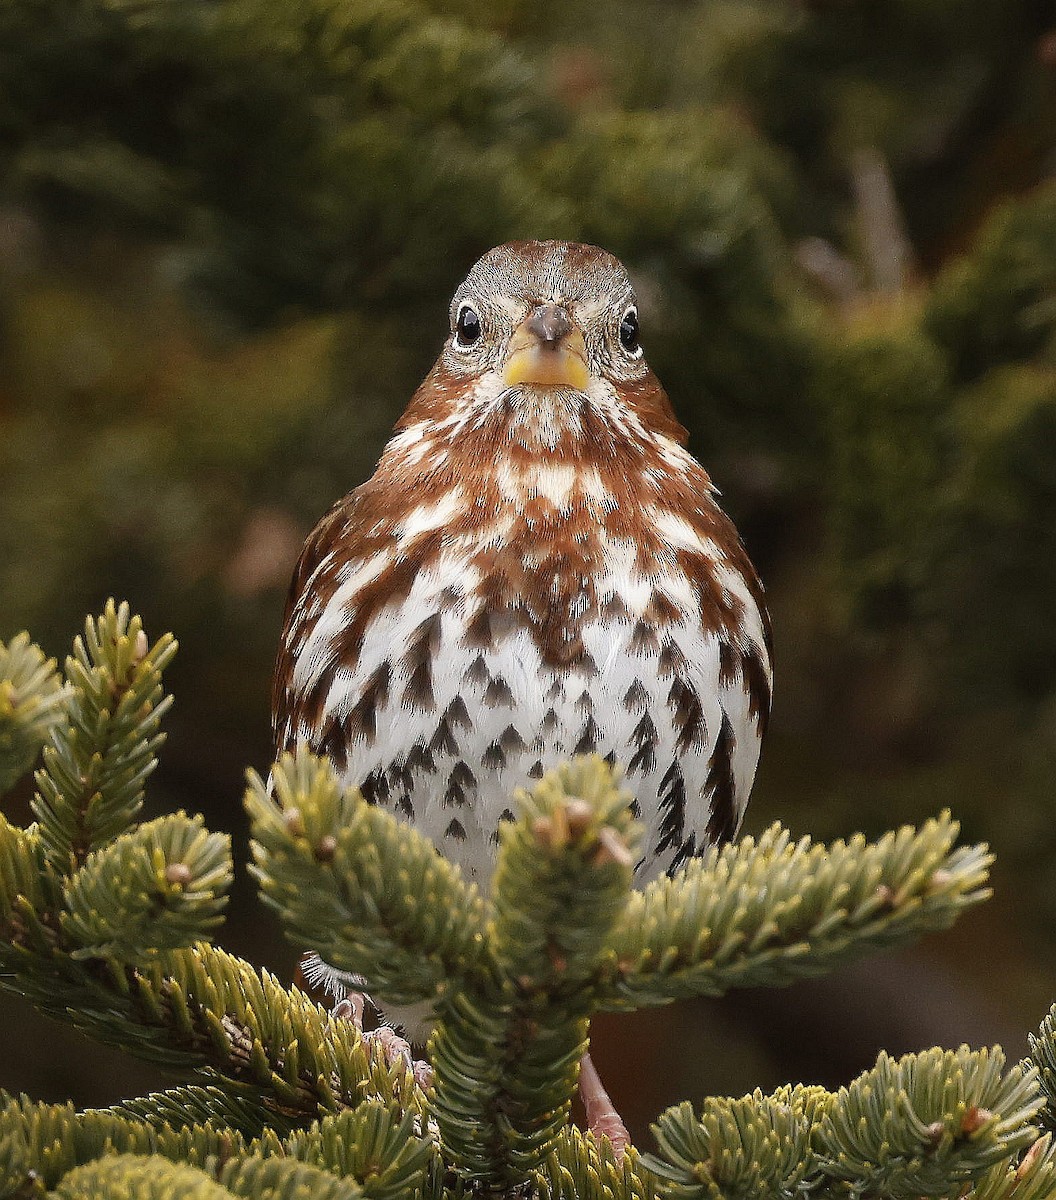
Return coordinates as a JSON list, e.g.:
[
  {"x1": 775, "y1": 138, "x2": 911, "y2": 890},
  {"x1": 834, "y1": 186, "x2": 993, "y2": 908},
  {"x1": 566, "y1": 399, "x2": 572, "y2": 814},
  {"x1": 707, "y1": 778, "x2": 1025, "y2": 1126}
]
[
  {"x1": 108, "y1": 1085, "x2": 296, "y2": 1136},
  {"x1": 539, "y1": 1127, "x2": 658, "y2": 1200},
  {"x1": 0, "y1": 610, "x2": 1037, "y2": 1200},
  {"x1": 0, "y1": 813, "x2": 48, "y2": 930},
  {"x1": 246, "y1": 754, "x2": 1004, "y2": 1194},
  {"x1": 77, "y1": 1102, "x2": 439, "y2": 1200},
  {"x1": 603, "y1": 815, "x2": 992, "y2": 1008},
  {"x1": 642, "y1": 1048, "x2": 1041, "y2": 1200},
  {"x1": 0, "y1": 609, "x2": 419, "y2": 1138},
  {"x1": 32, "y1": 600, "x2": 177, "y2": 871},
  {"x1": 218, "y1": 1156, "x2": 365, "y2": 1200},
  {"x1": 0, "y1": 632, "x2": 66, "y2": 795},
  {"x1": 1028, "y1": 1003, "x2": 1056, "y2": 1131},
  {"x1": 48, "y1": 1150, "x2": 385, "y2": 1200},
  {"x1": 151, "y1": 946, "x2": 427, "y2": 1126},
  {"x1": 246, "y1": 749, "x2": 488, "y2": 1009},
  {"x1": 53, "y1": 1155, "x2": 236, "y2": 1200},
  {"x1": 816, "y1": 1046, "x2": 1042, "y2": 1197},
  {"x1": 274, "y1": 1104, "x2": 437, "y2": 1200},
  {"x1": 4, "y1": 741, "x2": 343, "y2": 1123},
  {"x1": 0, "y1": 1093, "x2": 246, "y2": 1194},
  {"x1": 972, "y1": 1135, "x2": 1056, "y2": 1200},
  {"x1": 491, "y1": 759, "x2": 640, "y2": 992},
  {"x1": 643, "y1": 1085, "x2": 827, "y2": 1200},
  {"x1": 60, "y1": 813, "x2": 232, "y2": 963},
  {"x1": 429, "y1": 759, "x2": 639, "y2": 1192},
  {"x1": 58, "y1": 806, "x2": 231, "y2": 964},
  {"x1": 0, "y1": 929, "x2": 420, "y2": 1131}
]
